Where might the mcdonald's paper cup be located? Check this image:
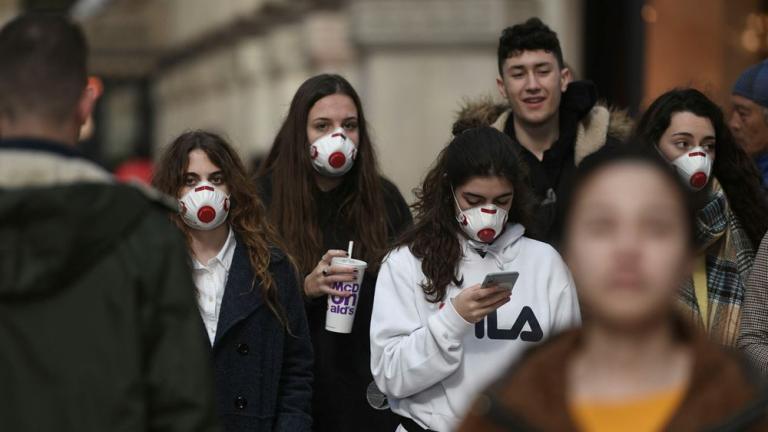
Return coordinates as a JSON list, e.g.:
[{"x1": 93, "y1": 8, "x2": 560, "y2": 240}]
[{"x1": 325, "y1": 257, "x2": 367, "y2": 333}]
